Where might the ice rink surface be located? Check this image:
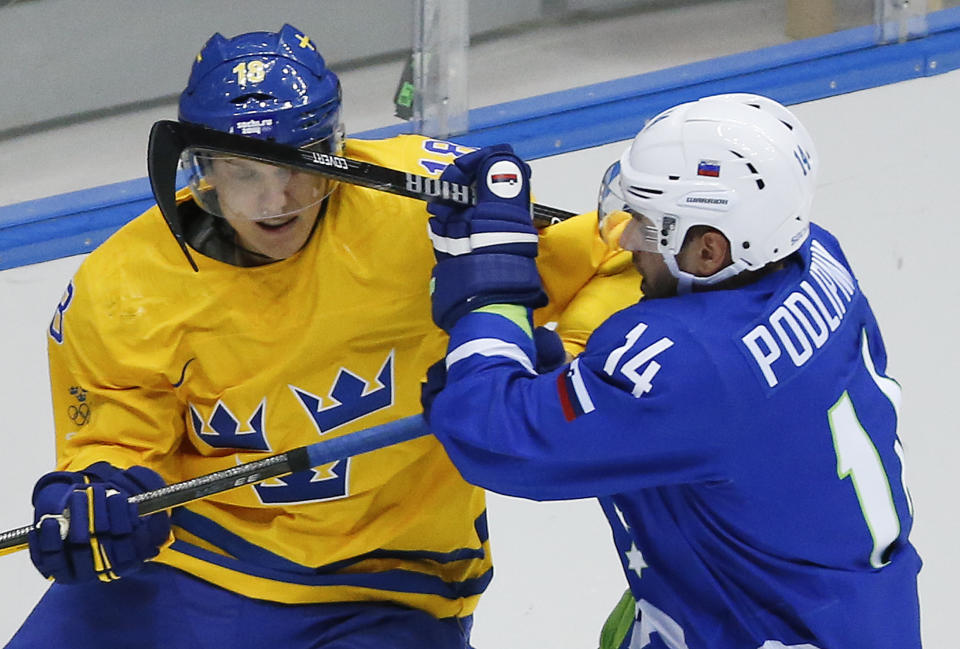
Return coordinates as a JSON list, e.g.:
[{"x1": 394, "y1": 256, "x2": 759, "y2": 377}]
[{"x1": 1, "y1": 3, "x2": 958, "y2": 647}]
